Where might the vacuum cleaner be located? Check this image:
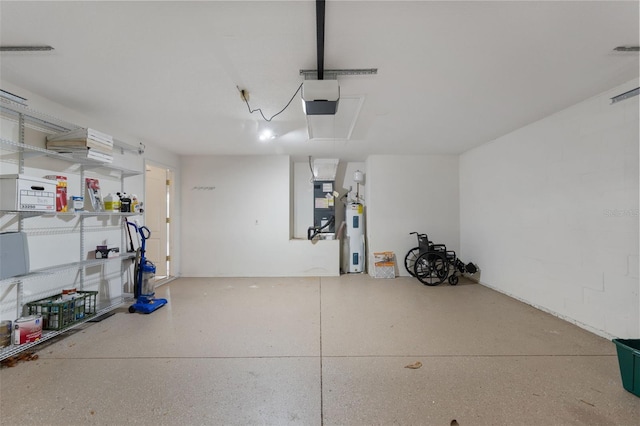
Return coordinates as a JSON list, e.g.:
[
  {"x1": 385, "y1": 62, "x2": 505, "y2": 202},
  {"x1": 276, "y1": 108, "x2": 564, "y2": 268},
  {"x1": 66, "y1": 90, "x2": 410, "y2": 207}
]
[{"x1": 126, "y1": 220, "x2": 168, "y2": 314}]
